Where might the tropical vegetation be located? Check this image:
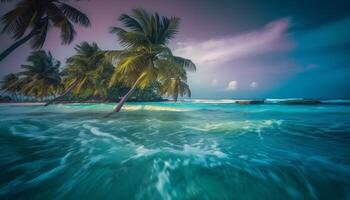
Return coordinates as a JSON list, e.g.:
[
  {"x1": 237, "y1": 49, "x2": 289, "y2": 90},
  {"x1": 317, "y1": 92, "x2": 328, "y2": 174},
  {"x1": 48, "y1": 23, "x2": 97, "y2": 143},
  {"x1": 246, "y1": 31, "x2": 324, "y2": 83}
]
[
  {"x1": 0, "y1": 73, "x2": 21, "y2": 101},
  {"x1": 45, "y1": 42, "x2": 113, "y2": 105},
  {"x1": 105, "y1": 8, "x2": 196, "y2": 112},
  {"x1": 0, "y1": 0, "x2": 90, "y2": 61},
  {"x1": 0, "y1": 7, "x2": 196, "y2": 113},
  {"x1": 1, "y1": 50, "x2": 61, "y2": 99}
]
